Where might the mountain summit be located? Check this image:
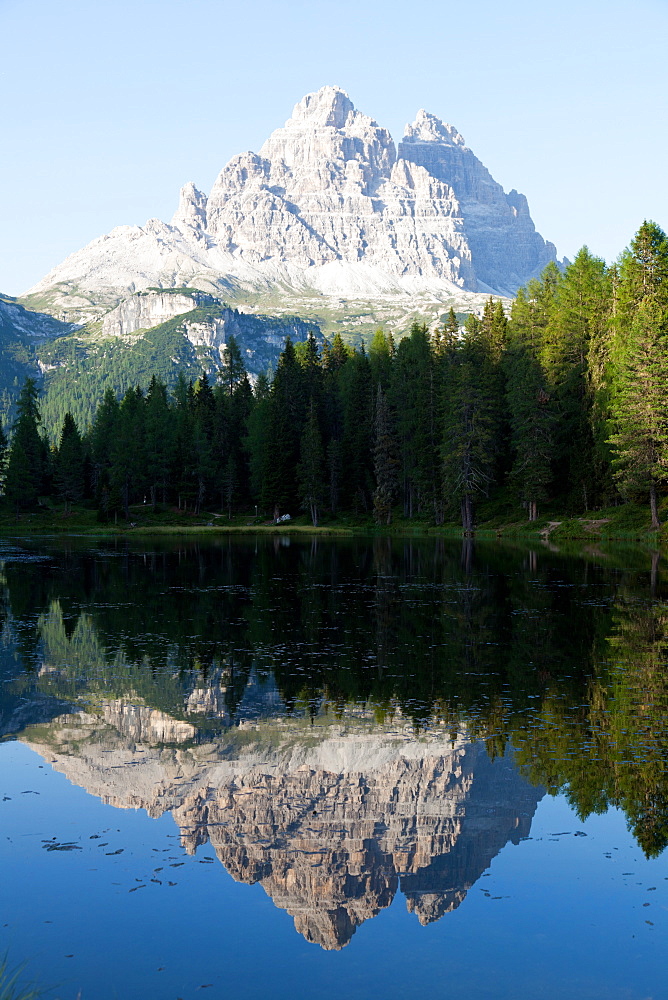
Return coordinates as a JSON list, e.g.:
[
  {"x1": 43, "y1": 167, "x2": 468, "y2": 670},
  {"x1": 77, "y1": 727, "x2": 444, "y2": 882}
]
[{"x1": 25, "y1": 86, "x2": 558, "y2": 322}]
